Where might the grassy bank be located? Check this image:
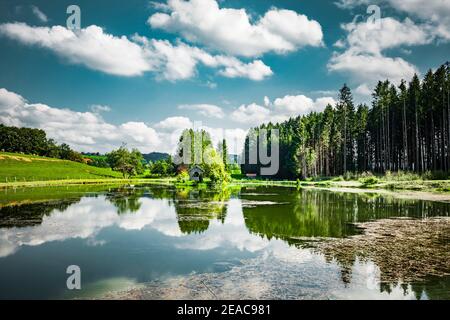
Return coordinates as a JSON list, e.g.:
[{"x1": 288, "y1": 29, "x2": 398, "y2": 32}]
[
  {"x1": 2, "y1": 151, "x2": 450, "y2": 194},
  {"x1": 0, "y1": 178, "x2": 175, "y2": 189},
  {"x1": 229, "y1": 173, "x2": 450, "y2": 194},
  {"x1": 0, "y1": 152, "x2": 175, "y2": 189},
  {"x1": 0, "y1": 152, "x2": 122, "y2": 181}
]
